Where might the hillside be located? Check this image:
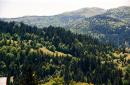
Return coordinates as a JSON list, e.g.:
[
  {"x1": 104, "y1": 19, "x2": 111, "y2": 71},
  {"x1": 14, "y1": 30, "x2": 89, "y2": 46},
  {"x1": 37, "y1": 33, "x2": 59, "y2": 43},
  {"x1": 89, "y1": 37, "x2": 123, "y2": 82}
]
[
  {"x1": 66, "y1": 6, "x2": 130, "y2": 46},
  {"x1": 1, "y1": 21, "x2": 130, "y2": 84},
  {"x1": 2, "y1": 6, "x2": 130, "y2": 46},
  {"x1": 104, "y1": 6, "x2": 130, "y2": 23}
]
